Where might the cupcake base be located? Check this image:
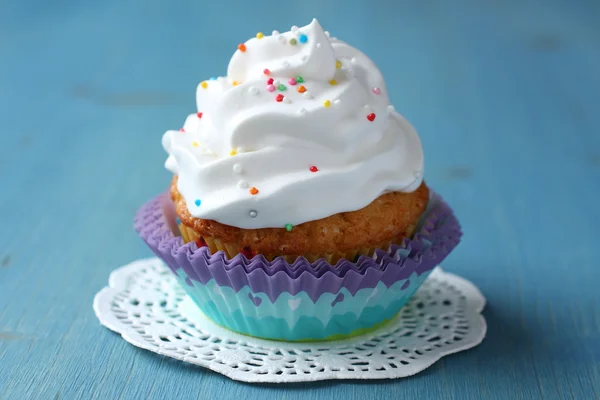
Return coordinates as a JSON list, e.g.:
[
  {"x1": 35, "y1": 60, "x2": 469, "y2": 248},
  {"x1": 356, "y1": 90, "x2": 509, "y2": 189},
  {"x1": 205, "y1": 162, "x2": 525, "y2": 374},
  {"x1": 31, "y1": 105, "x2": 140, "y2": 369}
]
[{"x1": 135, "y1": 191, "x2": 461, "y2": 341}]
